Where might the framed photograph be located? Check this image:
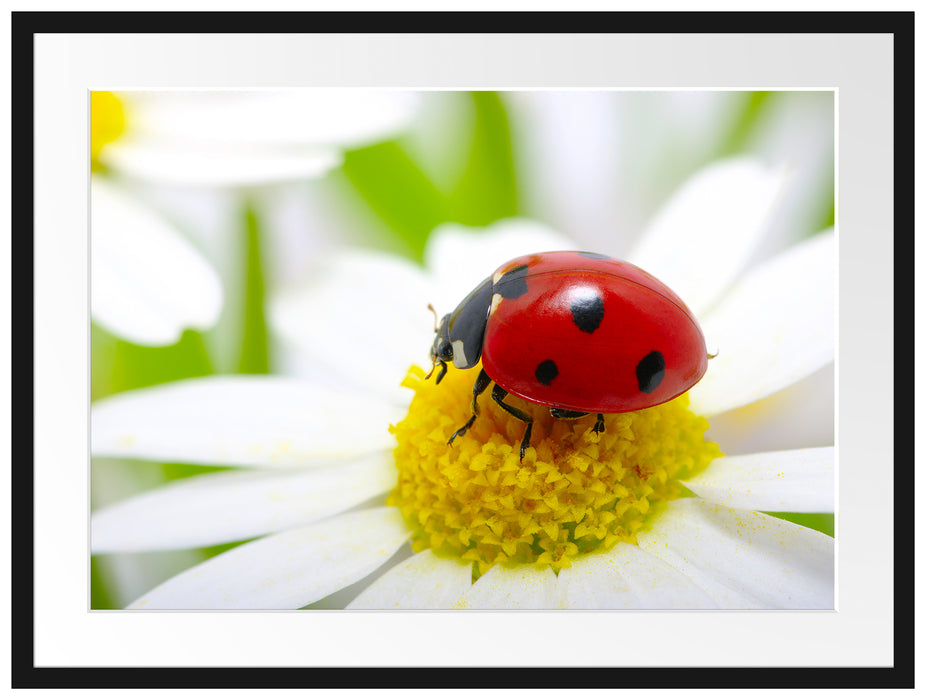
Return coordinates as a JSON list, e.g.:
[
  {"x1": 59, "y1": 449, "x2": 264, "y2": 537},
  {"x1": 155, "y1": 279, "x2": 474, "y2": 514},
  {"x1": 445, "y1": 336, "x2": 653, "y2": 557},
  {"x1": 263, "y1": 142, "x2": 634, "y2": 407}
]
[{"x1": 14, "y1": 8, "x2": 911, "y2": 689}]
